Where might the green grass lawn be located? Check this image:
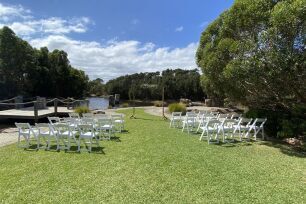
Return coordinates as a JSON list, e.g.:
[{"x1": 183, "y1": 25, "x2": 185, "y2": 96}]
[{"x1": 0, "y1": 109, "x2": 305, "y2": 203}]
